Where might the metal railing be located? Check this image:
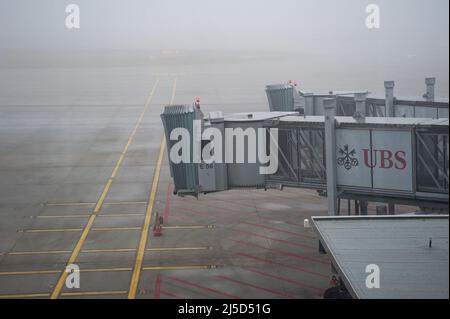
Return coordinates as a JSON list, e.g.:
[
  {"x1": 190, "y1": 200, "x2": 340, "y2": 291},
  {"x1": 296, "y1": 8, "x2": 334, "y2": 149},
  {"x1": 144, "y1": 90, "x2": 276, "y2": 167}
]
[
  {"x1": 265, "y1": 80, "x2": 449, "y2": 118},
  {"x1": 395, "y1": 100, "x2": 449, "y2": 118}
]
